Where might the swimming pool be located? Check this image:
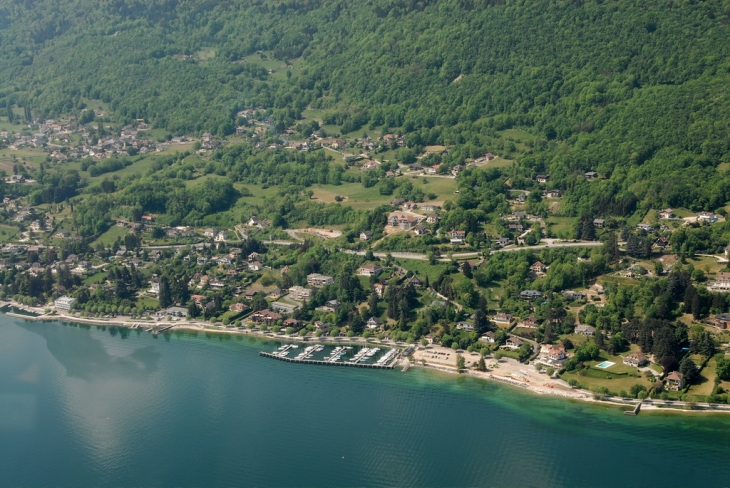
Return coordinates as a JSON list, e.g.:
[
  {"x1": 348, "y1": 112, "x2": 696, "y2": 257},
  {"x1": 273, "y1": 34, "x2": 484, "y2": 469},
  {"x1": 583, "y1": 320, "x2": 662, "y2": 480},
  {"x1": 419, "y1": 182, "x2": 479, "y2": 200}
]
[{"x1": 596, "y1": 361, "x2": 615, "y2": 369}]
